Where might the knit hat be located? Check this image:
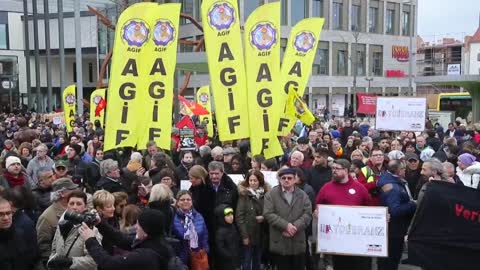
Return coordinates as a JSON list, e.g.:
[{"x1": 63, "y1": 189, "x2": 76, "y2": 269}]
[
  {"x1": 138, "y1": 209, "x2": 166, "y2": 237},
  {"x1": 5, "y1": 156, "x2": 21, "y2": 169},
  {"x1": 458, "y1": 153, "x2": 476, "y2": 167},
  {"x1": 69, "y1": 144, "x2": 82, "y2": 156}
]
